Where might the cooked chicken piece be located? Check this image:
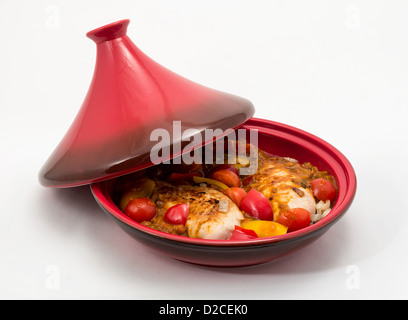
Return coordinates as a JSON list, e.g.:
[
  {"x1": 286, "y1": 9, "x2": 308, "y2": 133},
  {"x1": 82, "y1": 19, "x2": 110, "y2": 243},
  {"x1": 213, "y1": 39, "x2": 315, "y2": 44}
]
[
  {"x1": 245, "y1": 150, "x2": 333, "y2": 220},
  {"x1": 145, "y1": 181, "x2": 244, "y2": 240},
  {"x1": 271, "y1": 186, "x2": 316, "y2": 218}
]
